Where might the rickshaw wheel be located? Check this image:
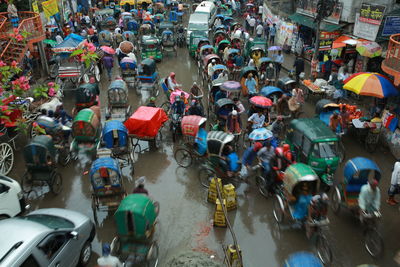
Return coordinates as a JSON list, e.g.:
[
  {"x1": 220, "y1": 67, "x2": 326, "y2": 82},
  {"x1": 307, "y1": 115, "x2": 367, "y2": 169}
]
[
  {"x1": 0, "y1": 142, "x2": 14, "y2": 175},
  {"x1": 316, "y1": 234, "x2": 333, "y2": 264},
  {"x1": 273, "y1": 195, "x2": 285, "y2": 223},
  {"x1": 255, "y1": 175, "x2": 269, "y2": 198},
  {"x1": 58, "y1": 146, "x2": 71, "y2": 167},
  {"x1": 331, "y1": 186, "x2": 341, "y2": 214},
  {"x1": 21, "y1": 172, "x2": 33, "y2": 193},
  {"x1": 198, "y1": 168, "x2": 214, "y2": 188},
  {"x1": 50, "y1": 172, "x2": 62, "y2": 195},
  {"x1": 174, "y1": 148, "x2": 192, "y2": 168},
  {"x1": 146, "y1": 241, "x2": 159, "y2": 266},
  {"x1": 365, "y1": 228, "x2": 384, "y2": 258},
  {"x1": 110, "y1": 236, "x2": 121, "y2": 256}
]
